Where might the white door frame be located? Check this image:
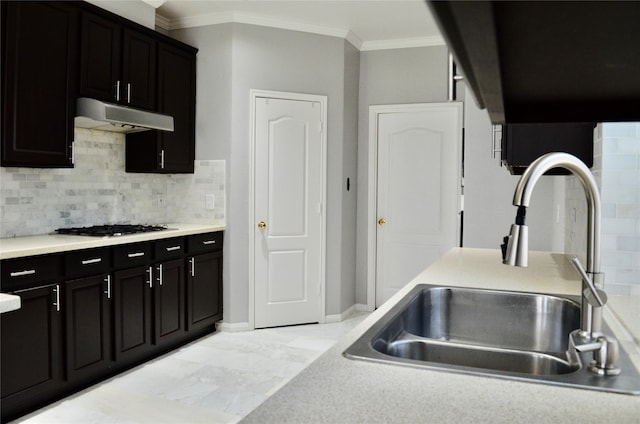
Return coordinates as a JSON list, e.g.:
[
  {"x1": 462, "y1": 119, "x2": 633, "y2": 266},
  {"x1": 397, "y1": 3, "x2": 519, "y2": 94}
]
[
  {"x1": 366, "y1": 102, "x2": 463, "y2": 310},
  {"x1": 248, "y1": 89, "x2": 328, "y2": 330}
]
